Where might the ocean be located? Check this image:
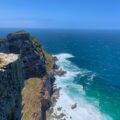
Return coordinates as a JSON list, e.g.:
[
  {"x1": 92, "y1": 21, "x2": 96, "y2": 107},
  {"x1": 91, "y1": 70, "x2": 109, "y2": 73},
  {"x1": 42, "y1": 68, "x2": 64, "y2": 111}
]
[{"x1": 0, "y1": 28, "x2": 120, "y2": 120}]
